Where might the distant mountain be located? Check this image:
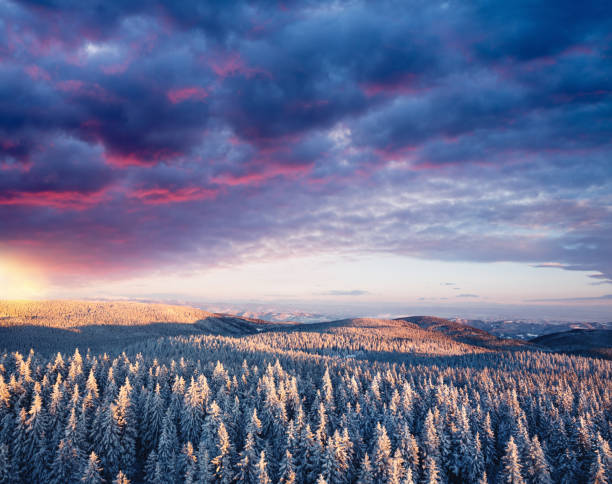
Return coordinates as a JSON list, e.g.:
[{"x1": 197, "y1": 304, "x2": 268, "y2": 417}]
[
  {"x1": 394, "y1": 315, "x2": 526, "y2": 350},
  {"x1": 451, "y1": 317, "x2": 612, "y2": 340},
  {"x1": 530, "y1": 329, "x2": 612, "y2": 359}
]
